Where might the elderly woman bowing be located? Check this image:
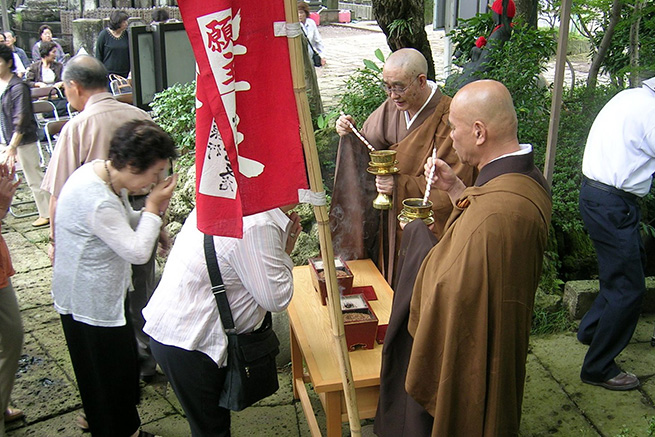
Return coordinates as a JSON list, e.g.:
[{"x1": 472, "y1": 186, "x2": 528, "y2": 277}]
[{"x1": 52, "y1": 119, "x2": 177, "y2": 437}]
